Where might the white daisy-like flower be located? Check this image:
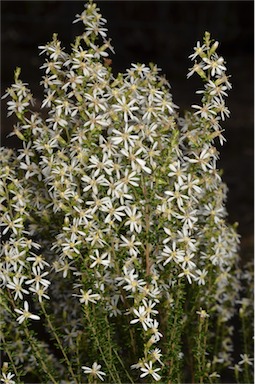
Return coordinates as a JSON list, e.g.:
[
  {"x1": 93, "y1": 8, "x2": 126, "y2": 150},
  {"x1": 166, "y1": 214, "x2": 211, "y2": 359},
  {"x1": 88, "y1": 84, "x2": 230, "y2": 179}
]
[
  {"x1": 202, "y1": 55, "x2": 226, "y2": 77},
  {"x1": 14, "y1": 301, "x2": 40, "y2": 324},
  {"x1": 140, "y1": 361, "x2": 161, "y2": 381},
  {"x1": 89, "y1": 250, "x2": 111, "y2": 269},
  {"x1": 0, "y1": 371, "x2": 16, "y2": 384},
  {"x1": 74, "y1": 289, "x2": 100, "y2": 305},
  {"x1": 82, "y1": 362, "x2": 106, "y2": 381},
  {"x1": 124, "y1": 206, "x2": 142, "y2": 233},
  {"x1": 130, "y1": 306, "x2": 153, "y2": 331}
]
